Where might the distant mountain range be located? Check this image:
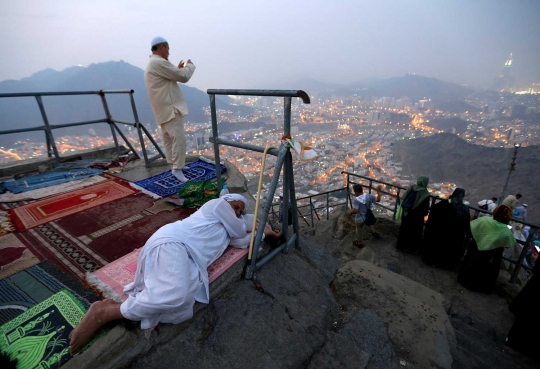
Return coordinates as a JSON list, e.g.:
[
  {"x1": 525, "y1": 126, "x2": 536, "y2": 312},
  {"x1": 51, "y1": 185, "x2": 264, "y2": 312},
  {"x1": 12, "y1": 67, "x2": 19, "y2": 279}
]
[
  {"x1": 0, "y1": 61, "x2": 249, "y2": 145},
  {"x1": 393, "y1": 133, "x2": 539, "y2": 224},
  {"x1": 283, "y1": 74, "x2": 475, "y2": 102}
]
